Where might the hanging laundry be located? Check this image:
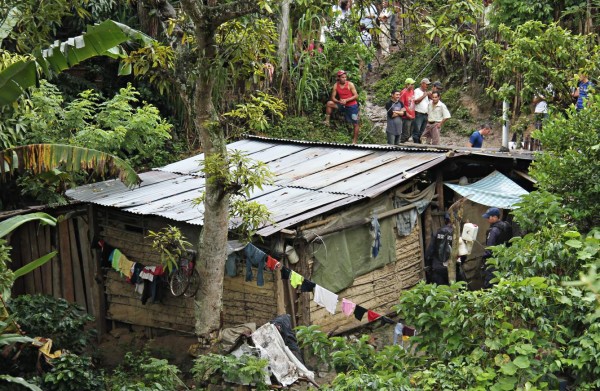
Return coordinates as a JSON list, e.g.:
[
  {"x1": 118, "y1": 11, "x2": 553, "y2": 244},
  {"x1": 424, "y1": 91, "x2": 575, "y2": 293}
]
[
  {"x1": 130, "y1": 263, "x2": 144, "y2": 285},
  {"x1": 225, "y1": 252, "x2": 240, "y2": 277},
  {"x1": 266, "y1": 256, "x2": 281, "y2": 271},
  {"x1": 300, "y1": 279, "x2": 316, "y2": 293},
  {"x1": 370, "y1": 215, "x2": 381, "y2": 258},
  {"x1": 139, "y1": 266, "x2": 158, "y2": 281},
  {"x1": 290, "y1": 271, "x2": 304, "y2": 288},
  {"x1": 313, "y1": 285, "x2": 338, "y2": 315},
  {"x1": 280, "y1": 266, "x2": 291, "y2": 280},
  {"x1": 367, "y1": 310, "x2": 381, "y2": 322},
  {"x1": 393, "y1": 323, "x2": 404, "y2": 345},
  {"x1": 354, "y1": 305, "x2": 367, "y2": 321},
  {"x1": 95, "y1": 239, "x2": 116, "y2": 267},
  {"x1": 110, "y1": 249, "x2": 135, "y2": 278},
  {"x1": 380, "y1": 316, "x2": 395, "y2": 325},
  {"x1": 244, "y1": 244, "x2": 267, "y2": 286},
  {"x1": 403, "y1": 326, "x2": 417, "y2": 336},
  {"x1": 341, "y1": 298, "x2": 357, "y2": 316}
]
